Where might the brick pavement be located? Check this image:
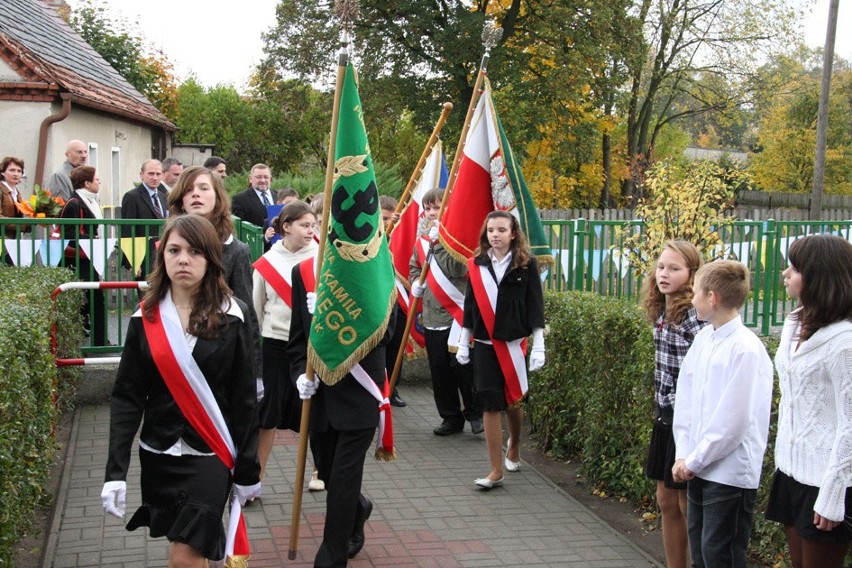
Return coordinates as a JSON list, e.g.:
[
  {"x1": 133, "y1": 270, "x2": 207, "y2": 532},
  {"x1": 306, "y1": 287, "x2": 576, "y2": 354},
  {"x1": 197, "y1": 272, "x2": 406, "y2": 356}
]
[{"x1": 43, "y1": 385, "x2": 660, "y2": 567}]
